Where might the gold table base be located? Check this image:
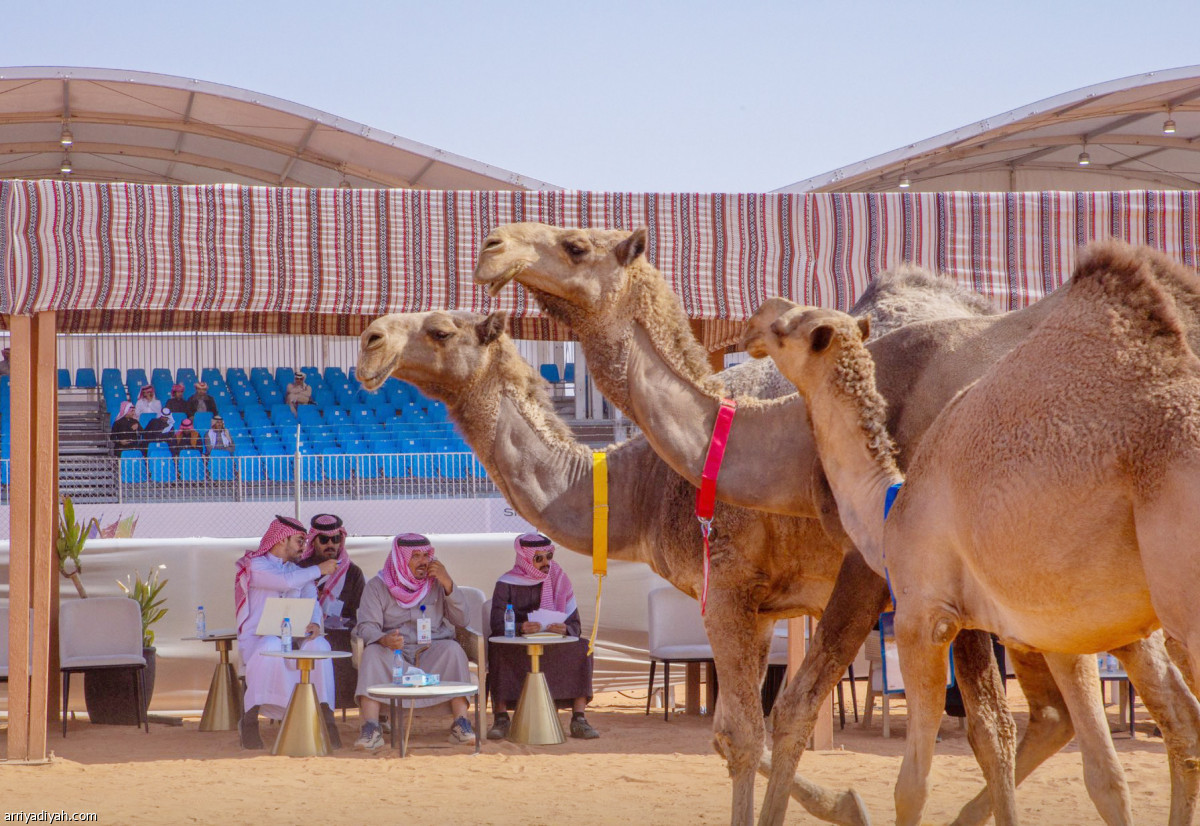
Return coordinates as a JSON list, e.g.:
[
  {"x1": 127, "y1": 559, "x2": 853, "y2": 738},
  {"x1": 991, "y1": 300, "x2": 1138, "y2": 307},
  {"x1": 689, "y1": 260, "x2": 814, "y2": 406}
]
[
  {"x1": 199, "y1": 639, "x2": 241, "y2": 732},
  {"x1": 271, "y1": 659, "x2": 332, "y2": 757},
  {"x1": 508, "y1": 643, "x2": 565, "y2": 745}
]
